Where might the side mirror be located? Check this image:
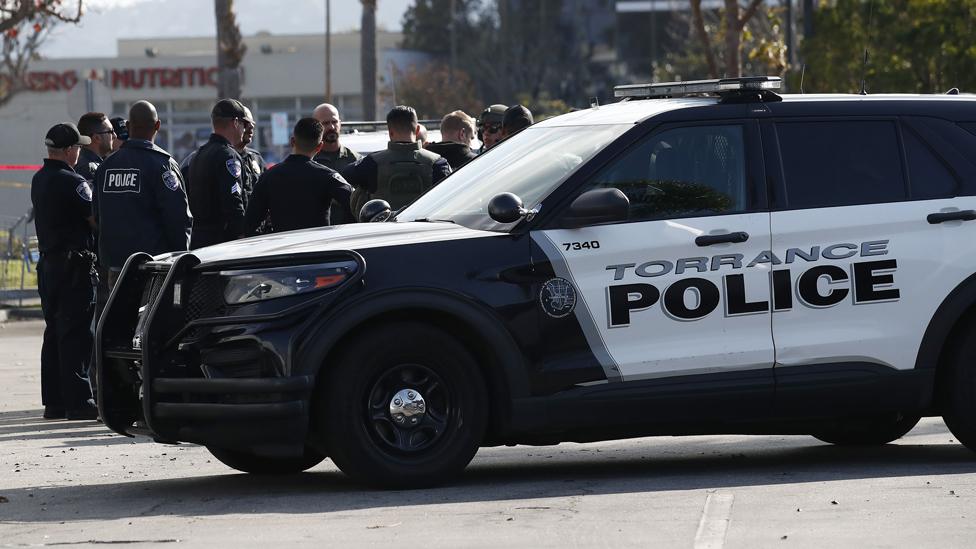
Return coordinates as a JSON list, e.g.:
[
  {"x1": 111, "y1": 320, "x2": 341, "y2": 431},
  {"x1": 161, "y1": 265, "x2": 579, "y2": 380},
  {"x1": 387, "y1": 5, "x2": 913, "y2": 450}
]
[
  {"x1": 488, "y1": 192, "x2": 527, "y2": 224},
  {"x1": 359, "y1": 199, "x2": 392, "y2": 223},
  {"x1": 560, "y1": 188, "x2": 629, "y2": 228}
]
